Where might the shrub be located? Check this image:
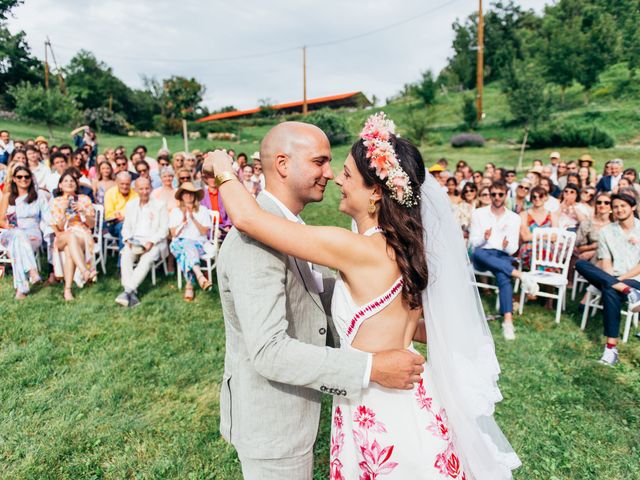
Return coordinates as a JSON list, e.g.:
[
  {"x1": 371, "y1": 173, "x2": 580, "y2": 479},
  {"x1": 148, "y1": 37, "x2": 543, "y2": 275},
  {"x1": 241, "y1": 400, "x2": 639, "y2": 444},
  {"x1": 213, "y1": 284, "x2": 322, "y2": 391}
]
[
  {"x1": 403, "y1": 107, "x2": 432, "y2": 145},
  {"x1": 83, "y1": 107, "x2": 129, "y2": 135},
  {"x1": 461, "y1": 95, "x2": 478, "y2": 130},
  {"x1": 304, "y1": 109, "x2": 351, "y2": 145},
  {"x1": 451, "y1": 133, "x2": 485, "y2": 148},
  {"x1": 10, "y1": 82, "x2": 79, "y2": 136},
  {"x1": 527, "y1": 122, "x2": 614, "y2": 148}
]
